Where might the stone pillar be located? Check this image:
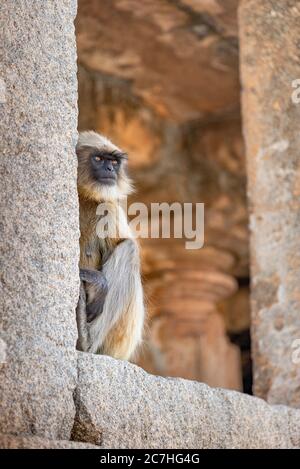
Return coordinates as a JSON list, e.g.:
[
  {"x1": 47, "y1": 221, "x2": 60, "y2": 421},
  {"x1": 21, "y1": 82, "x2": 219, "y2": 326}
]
[
  {"x1": 239, "y1": 1, "x2": 300, "y2": 406},
  {"x1": 0, "y1": 1, "x2": 79, "y2": 438},
  {"x1": 139, "y1": 245, "x2": 242, "y2": 391}
]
